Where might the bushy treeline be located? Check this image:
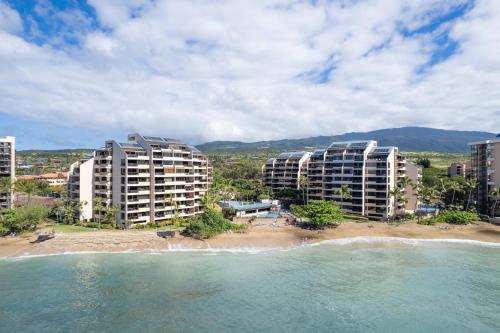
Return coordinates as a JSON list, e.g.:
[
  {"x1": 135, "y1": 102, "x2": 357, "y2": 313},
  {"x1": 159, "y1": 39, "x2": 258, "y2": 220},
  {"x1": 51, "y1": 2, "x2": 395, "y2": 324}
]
[
  {"x1": 0, "y1": 205, "x2": 49, "y2": 234},
  {"x1": 183, "y1": 209, "x2": 247, "y2": 239}
]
